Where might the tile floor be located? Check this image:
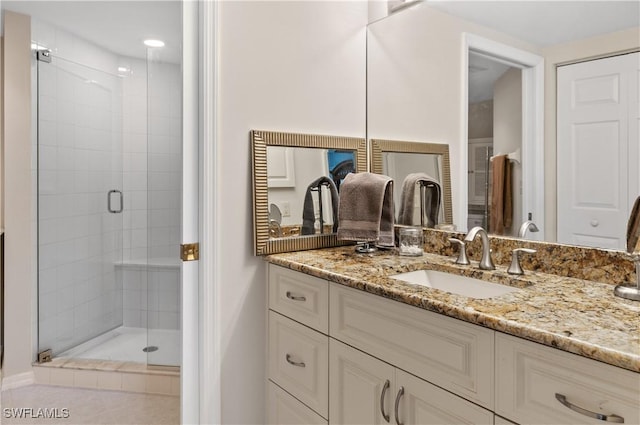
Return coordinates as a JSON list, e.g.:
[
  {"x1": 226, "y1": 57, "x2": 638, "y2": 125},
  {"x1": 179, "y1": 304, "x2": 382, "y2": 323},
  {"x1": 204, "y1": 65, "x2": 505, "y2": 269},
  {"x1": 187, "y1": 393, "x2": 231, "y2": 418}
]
[{"x1": 0, "y1": 385, "x2": 179, "y2": 424}]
